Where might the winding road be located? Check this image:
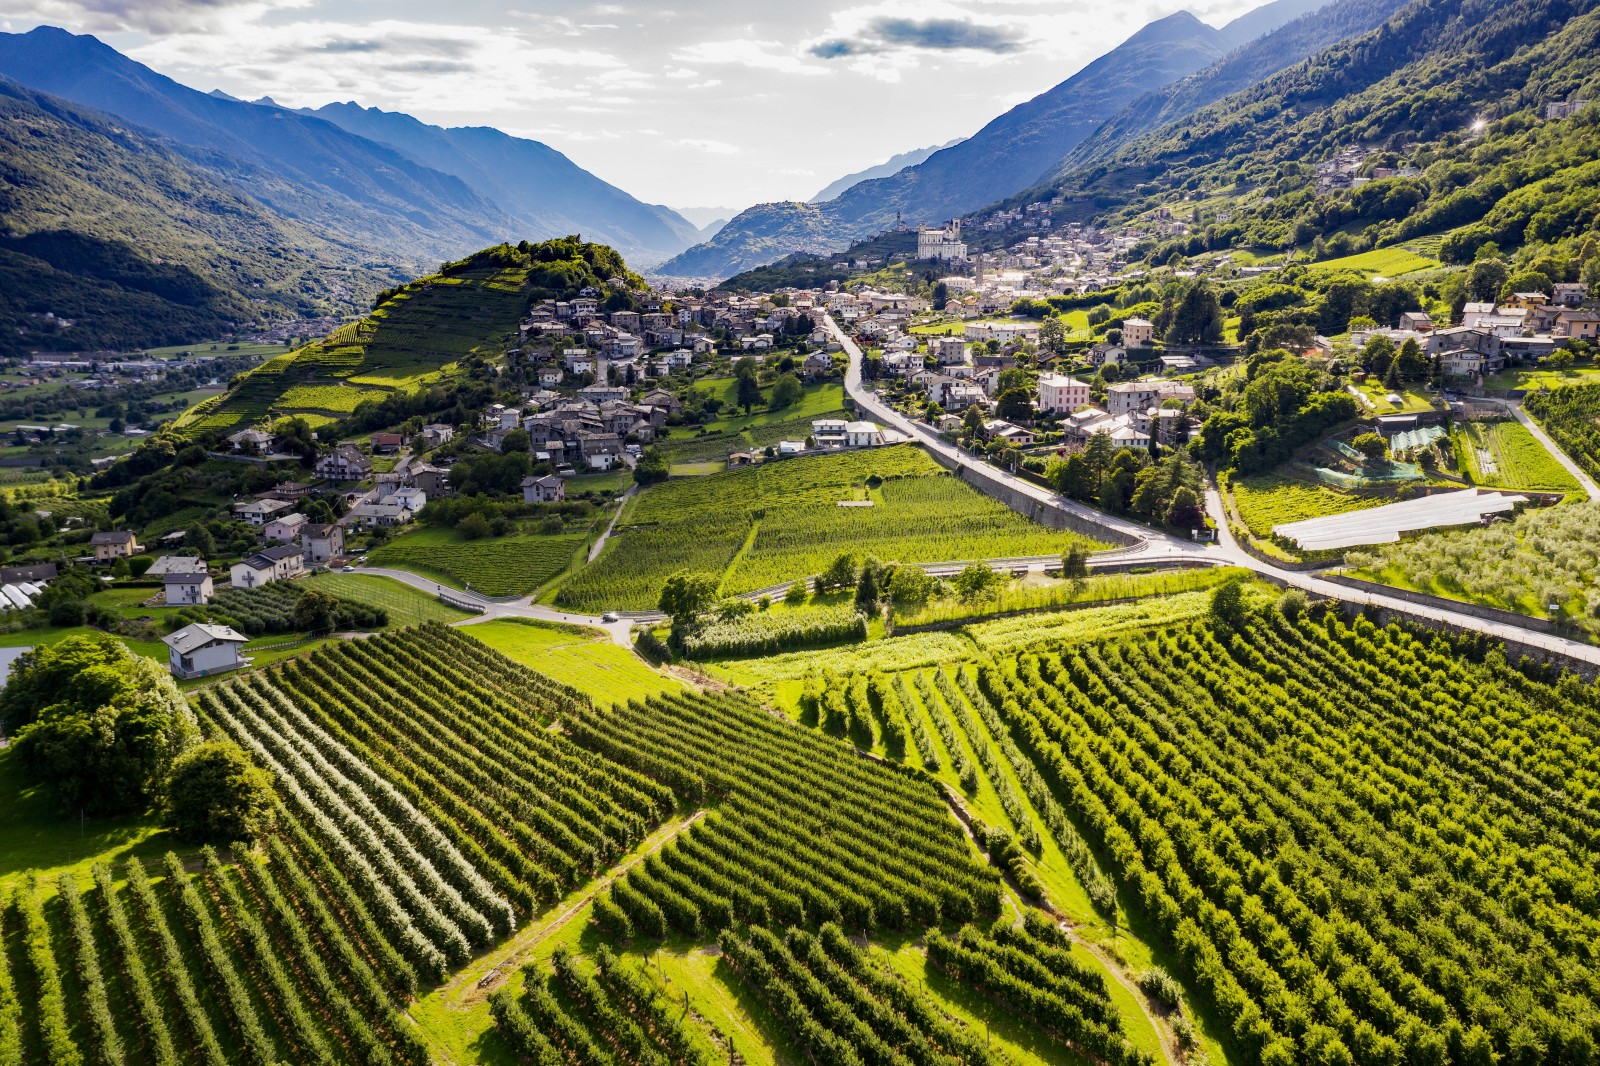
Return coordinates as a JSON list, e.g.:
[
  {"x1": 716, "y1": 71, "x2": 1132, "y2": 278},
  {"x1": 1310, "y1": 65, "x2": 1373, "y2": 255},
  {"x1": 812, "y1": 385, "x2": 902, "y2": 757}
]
[{"x1": 825, "y1": 315, "x2": 1600, "y2": 671}]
